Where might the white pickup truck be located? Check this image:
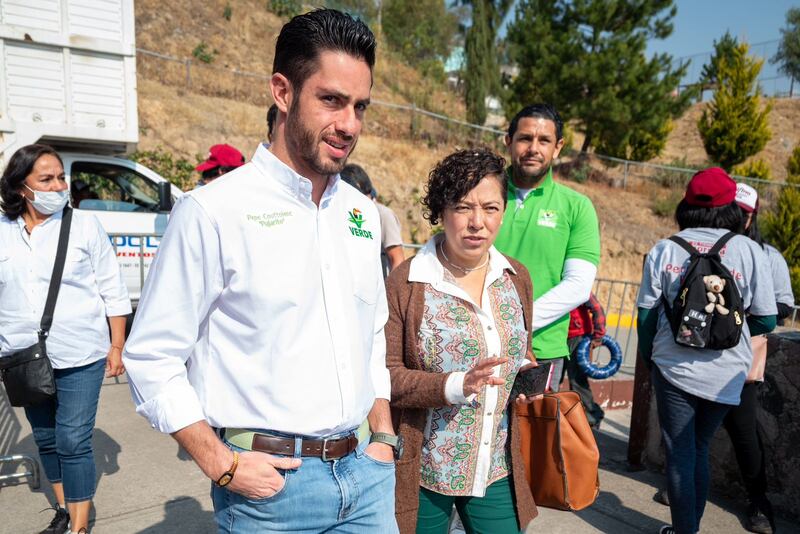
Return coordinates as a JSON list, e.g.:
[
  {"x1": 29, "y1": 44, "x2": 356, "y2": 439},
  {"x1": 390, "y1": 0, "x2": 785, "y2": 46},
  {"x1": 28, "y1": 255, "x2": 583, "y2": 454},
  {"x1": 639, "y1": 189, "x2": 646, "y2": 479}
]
[{"x1": 0, "y1": 0, "x2": 180, "y2": 304}]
